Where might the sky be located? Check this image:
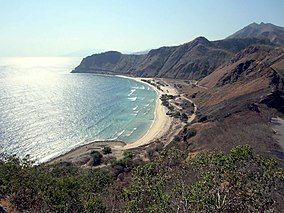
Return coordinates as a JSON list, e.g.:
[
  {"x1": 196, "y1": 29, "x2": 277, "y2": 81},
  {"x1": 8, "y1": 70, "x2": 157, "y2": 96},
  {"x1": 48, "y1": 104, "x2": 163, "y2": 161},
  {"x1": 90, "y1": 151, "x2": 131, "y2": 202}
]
[{"x1": 0, "y1": 0, "x2": 283, "y2": 56}]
